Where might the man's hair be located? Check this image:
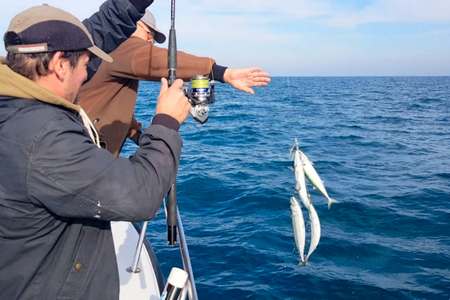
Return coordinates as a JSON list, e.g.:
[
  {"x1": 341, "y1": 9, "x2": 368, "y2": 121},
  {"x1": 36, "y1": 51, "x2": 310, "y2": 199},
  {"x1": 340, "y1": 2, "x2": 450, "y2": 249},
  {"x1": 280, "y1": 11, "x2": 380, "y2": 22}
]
[{"x1": 6, "y1": 50, "x2": 87, "y2": 80}]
